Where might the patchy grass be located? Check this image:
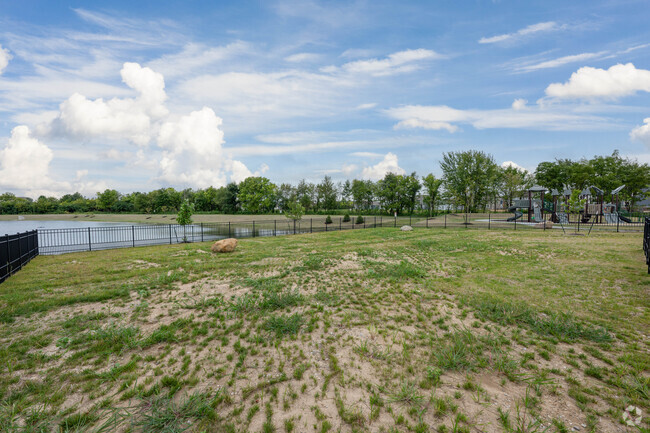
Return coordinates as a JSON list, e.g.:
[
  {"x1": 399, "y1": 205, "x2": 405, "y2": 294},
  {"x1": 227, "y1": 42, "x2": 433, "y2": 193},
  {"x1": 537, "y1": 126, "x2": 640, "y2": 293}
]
[{"x1": 0, "y1": 227, "x2": 647, "y2": 432}]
